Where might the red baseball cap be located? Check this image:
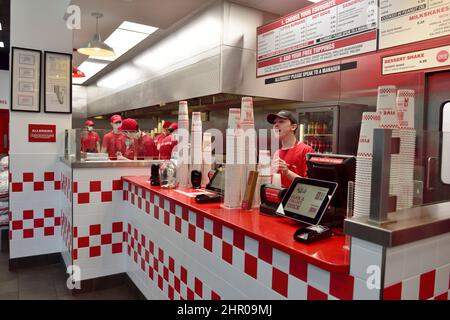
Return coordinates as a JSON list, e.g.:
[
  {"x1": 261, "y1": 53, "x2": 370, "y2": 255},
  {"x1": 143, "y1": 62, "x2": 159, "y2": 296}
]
[
  {"x1": 85, "y1": 120, "x2": 95, "y2": 126},
  {"x1": 110, "y1": 114, "x2": 122, "y2": 124},
  {"x1": 169, "y1": 123, "x2": 178, "y2": 131},
  {"x1": 120, "y1": 118, "x2": 139, "y2": 131},
  {"x1": 163, "y1": 121, "x2": 172, "y2": 129}
]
